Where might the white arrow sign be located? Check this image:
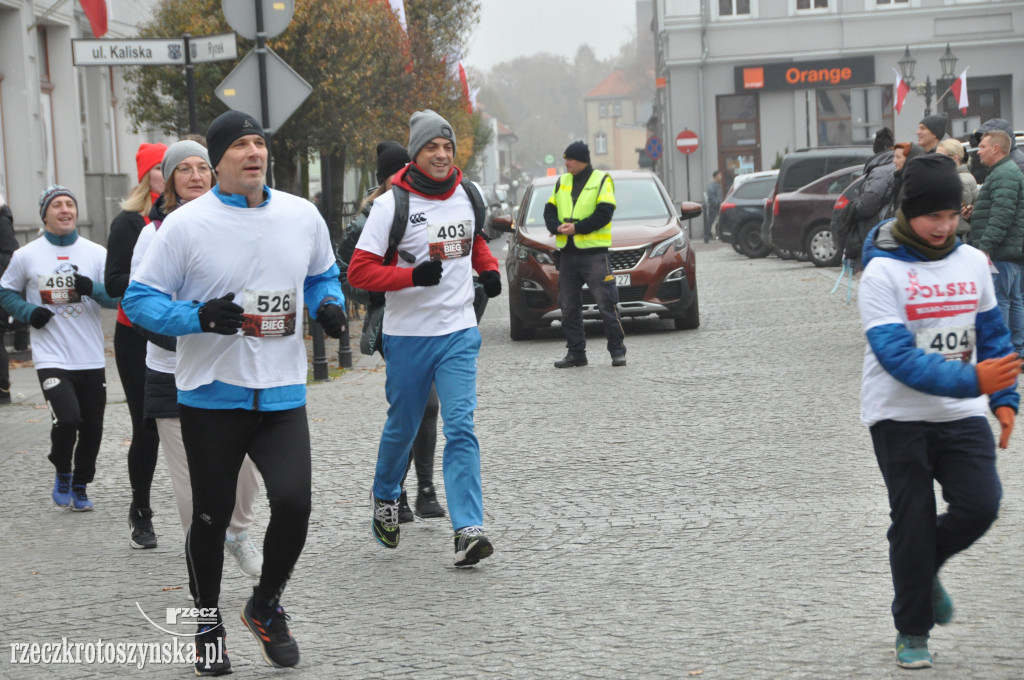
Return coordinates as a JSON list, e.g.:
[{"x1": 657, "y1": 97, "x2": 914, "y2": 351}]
[
  {"x1": 189, "y1": 32, "x2": 238, "y2": 64},
  {"x1": 72, "y1": 39, "x2": 185, "y2": 66}
]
